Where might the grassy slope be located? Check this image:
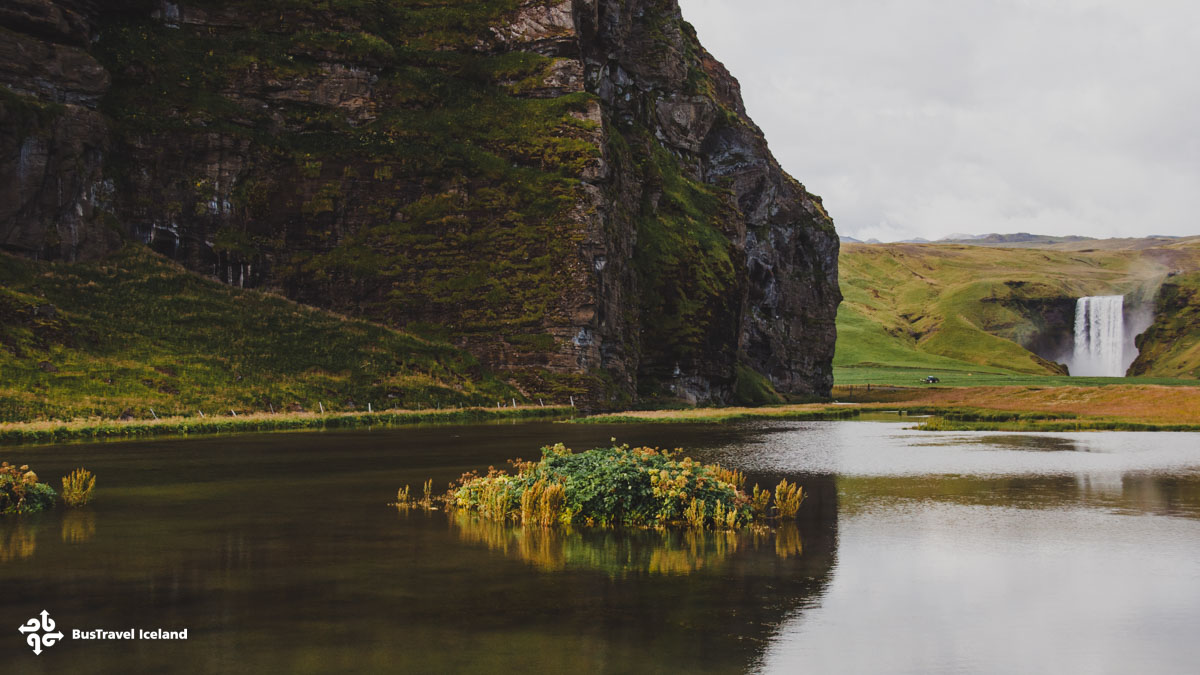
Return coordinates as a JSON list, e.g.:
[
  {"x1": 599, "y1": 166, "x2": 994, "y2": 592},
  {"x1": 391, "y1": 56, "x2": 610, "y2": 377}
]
[
  {"x1": 835, "y1": 240, "x2": 1200, "y2": 384},
  {"x1": 0, "y1": 247, "x2": 517, "y2": 421}
]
